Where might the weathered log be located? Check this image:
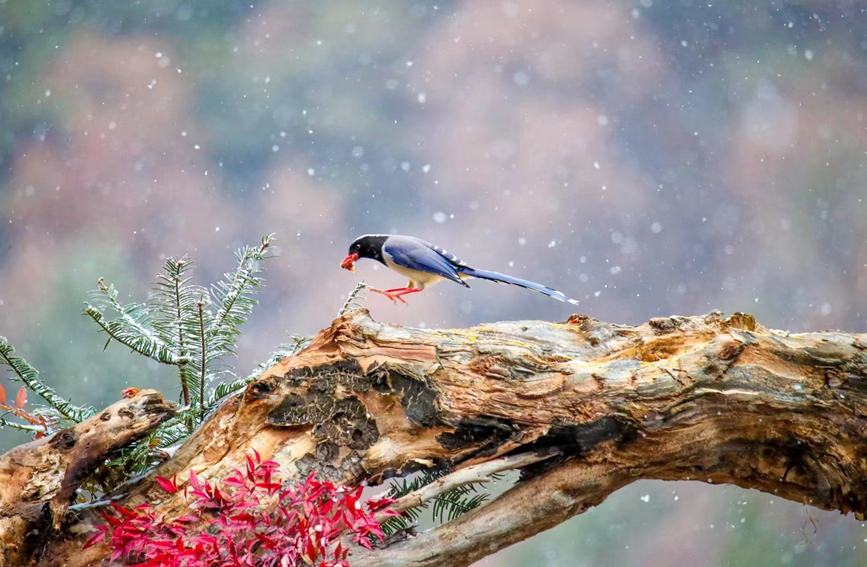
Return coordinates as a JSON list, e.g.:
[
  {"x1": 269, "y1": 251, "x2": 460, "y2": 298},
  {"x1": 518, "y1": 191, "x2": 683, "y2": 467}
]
[
  {"x1": 18, "y1": 310, "x2": 867, "y2": 566},
  {"x1": 0, "y1": 389, "x2": 175, "y2": 567}
]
